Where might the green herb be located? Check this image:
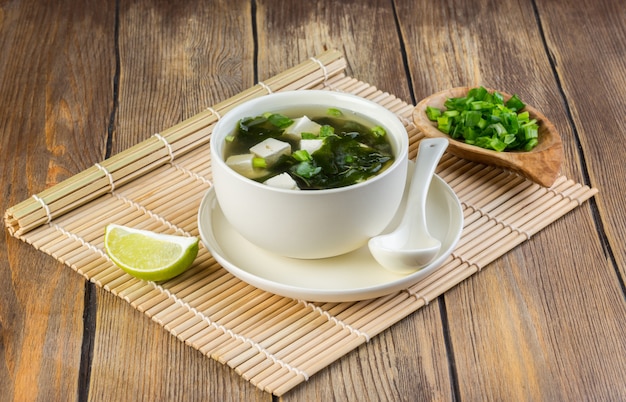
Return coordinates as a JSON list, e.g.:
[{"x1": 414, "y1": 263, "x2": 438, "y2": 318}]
[
  {"x1": 293, "y1": 149, "x2": 312, "y2": 162},
  {"x1": 436, "y1": 115, "x2": 452, "y2": 134},
  {"x1": 371, "y1": 126, "x2": 386, "y2": 137},
  {"x1": 505, "y1": 94, "x2": 525, "y2": 111},
  {"x1": 327, "y1": 108, "x2": 342, "y2": 117},
  {"x1": 426, "y1": 86, "x2": 539, "y2": 152},
  {"x1": 319, "y1": 125, "x2": 335, "y2": 138},
  {"x1": 293, "y1": 161, "x2": 321, "y2": 179},
  {"x1": 301, "y1": 132, "x2": 317, "y2": 139},
  {"x1": 252, "y1": 157, "x2": 267, "y2": 168},
  {"x1": 267, "y1": 113, "x2": 293, "y2": 129},
  {"x1": 426, "y1": 106, "x2": 441, "y2": 120}
]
